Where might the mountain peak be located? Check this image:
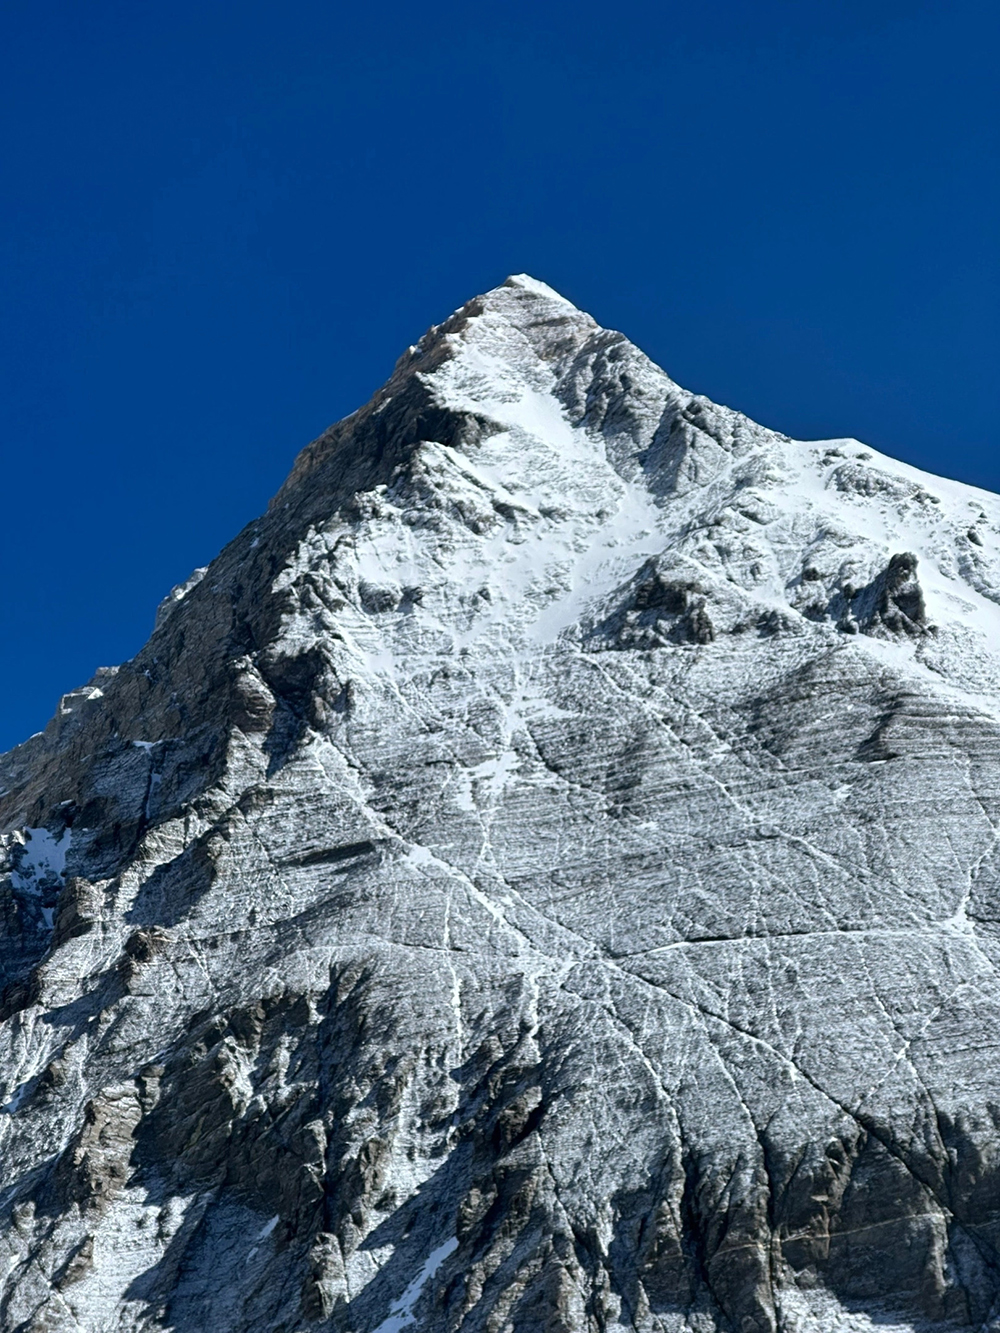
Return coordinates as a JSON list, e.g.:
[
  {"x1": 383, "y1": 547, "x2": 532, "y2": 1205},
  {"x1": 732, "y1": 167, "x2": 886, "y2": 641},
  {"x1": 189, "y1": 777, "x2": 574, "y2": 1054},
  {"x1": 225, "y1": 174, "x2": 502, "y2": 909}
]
[
  {"x1": 2, "y1": 282, "x2": 1000, "y2": 1333},
  {"x1": 267, "y1": 278, "x2": 1000, "y2": 709},
  {"x1": 501, "y1": 271, "x2": 579, "y2": 304}
]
